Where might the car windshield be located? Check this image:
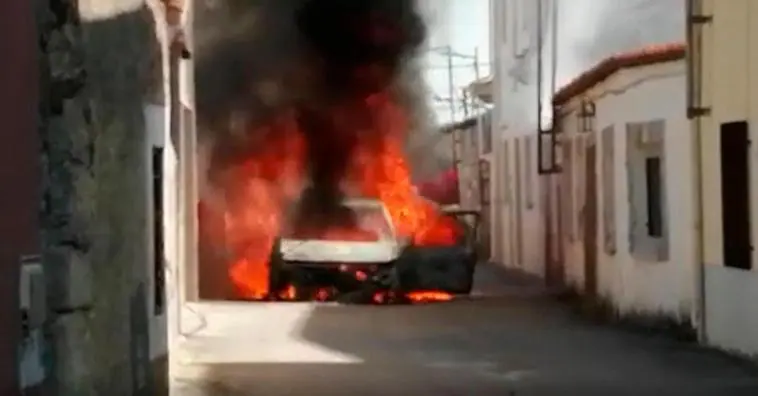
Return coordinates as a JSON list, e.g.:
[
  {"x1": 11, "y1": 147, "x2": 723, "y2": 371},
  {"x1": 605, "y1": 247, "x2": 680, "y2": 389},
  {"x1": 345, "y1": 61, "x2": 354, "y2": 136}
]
[{"x1": 282, "y1": 202, "x2": 393, "y2": 241}]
